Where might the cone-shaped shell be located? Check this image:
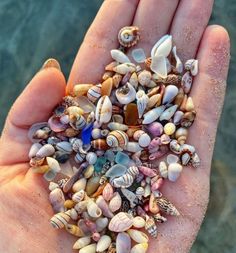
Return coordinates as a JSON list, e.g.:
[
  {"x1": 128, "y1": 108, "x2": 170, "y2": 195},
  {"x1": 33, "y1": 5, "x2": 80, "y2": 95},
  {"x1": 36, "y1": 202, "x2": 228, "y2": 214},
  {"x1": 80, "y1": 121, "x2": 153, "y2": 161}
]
[
  {"x1": 95, "y1": 96, "x2": 112, "y2": 124},
  {"x1": 36, "y1": 144, "x2": 55, "y2": 158},
  {"x1": 127, "y1": 229, "x2": 149, "y2": 243},
  {"x1": 96, "y1": 235, "x2": 112, "y2": 252},
  {"x1": 50, "y1": 210, "x2": 71, "y2": 229},
  {"x1": 108, "y1": 212, "x2": 133, "y2": 232},
  {"x1": 142, "y1": 106, "x2": 165, "y2": 124},
  {"x1": 116, "y1": 232, "x2": 131, "y2": 253},
  {"x1": 130, "y1": 243, "x2": 148, "y2": 253},
  {"x1": 79, "y1": 244, "x2": 97, "y2": 253},
  {"x1": 109, "y1": 192, "x2": 122, "y2": 212},
  {"x1": 156, "y1": 197, "x2": 180, "y2": 216},
  {"x1": 111, "y1": 49, "x2": 131, "y2": 63},
  {"x1": 96, "y1": 196, "x2": 114, "y2": 218},
  {"x1": 49, "y1": 188, "x2": 65, "y2": 213},
  {"x1": 162, "y1": 85, "x2": 179, "y2": 105},
  {"x1": 73, "y1": 236, "x2": 91, "y2": 250},
  {"x1": 102, "y1": 183, "x2": 114, "y2": 202},
  {"x1": 73, "y1": 84, "x2": 93, "y2": 96}
]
